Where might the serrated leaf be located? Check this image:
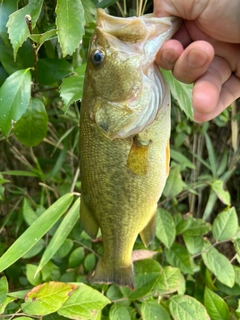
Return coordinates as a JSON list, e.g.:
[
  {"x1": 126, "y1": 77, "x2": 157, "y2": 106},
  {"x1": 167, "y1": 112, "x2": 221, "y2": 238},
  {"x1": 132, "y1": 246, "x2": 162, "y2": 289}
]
[
  {"x1": 156, "y1": 208, "x2": 176, "y2": 248},
  {"x1": 22, "y1": 282, "x2": 77, "y2": 315},
  {"x1": 153, "y1": 266, "x2": 182, "y2": 294},
  {"x1": 82, "y1": 0, "x2": 96, "y2": 24},
  {"x1": 35, "y1": 198, "x2": 79, "y2": 276},
  {"x1": 212, "y1": 207, "x2": 238, "y2": 241},
  {"x1": 202, "y1": 246, "x2": 235, "y2": 287},
  {"x1": 56, "y1": 0, "x2": 85, "y2": 57},
  {"x1": 60, "y1": 74, "x2": 85, "y2": 112},
  {"x1": 0, "y1": 68, "x2": 31, "y2": 136},
  {"x1": 204, "y1": 287, "x2": 229, "y2": 320},
  {"x1": 37, "y1": 58, "x2": 73, "y2": 85},
  {"x1": 0, "y1": 193, "x2": 73, "y2": 272},
  {"x1": 161, "y1": 69, "x2": 193, "y2": 119},
  {"x1": 58, "y1": 283, "x2": 110, "y2": 319},
  {"x1": 0, "y1": 276, "x2": 8, "y2": 304},
  {"x1": 7, "y1": 0, "x2": 43, "y2": 59},
  {"x1": 14, "y1": 98, "x2": 48, "y2": 147},
  {"x1": 165, "y1": 243, "x2": 193, "y2": 274},
  {"x1": 170, "y1": 295, "x2": 210, "y2": 320},
  {"x1": 211, "y1": 180, "x2": 231, "y2": 206},
  {"x1": 29, "y1": 29, "x2": 57, "y2": 46},
  {"x1": 141, "y1": 301, "x2": 171, "y2": 320},
  {"x1": 0, "y1": 0, "x2": 17, "y2": 45},
  {"x1": 109, "y1": 304, "x2": 131, "y2": 320}
]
